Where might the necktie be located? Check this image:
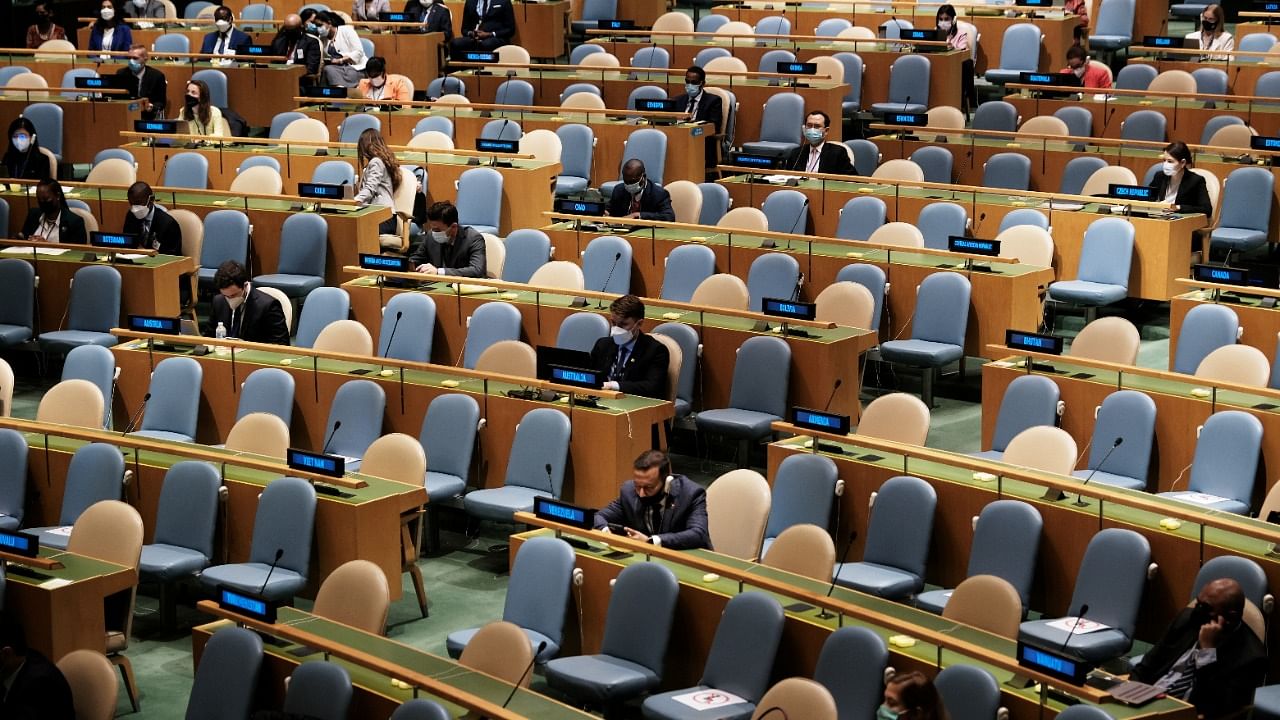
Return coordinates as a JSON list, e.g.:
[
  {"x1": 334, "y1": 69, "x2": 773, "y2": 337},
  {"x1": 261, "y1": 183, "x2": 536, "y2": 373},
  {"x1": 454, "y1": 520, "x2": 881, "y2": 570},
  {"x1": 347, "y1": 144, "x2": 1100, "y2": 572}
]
[
  {"x1": 231, "y1": 306, "x2": 243, "y2": 337},
  {"x1": 807, "y1": 147, "x2": 821, "y2": 172},
  {"x1": 216, "y1": 32, "x2": 227, "y2": 54},
  {"x1": 687, "y1": 95, "x2": 697, "y2": 114},
  {"x1": 611, "y1": 347, "x2": 629, "y2": 381},
  {"x1": 1164, "y1": 651, "x2": 1198, "y2": 699}
]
